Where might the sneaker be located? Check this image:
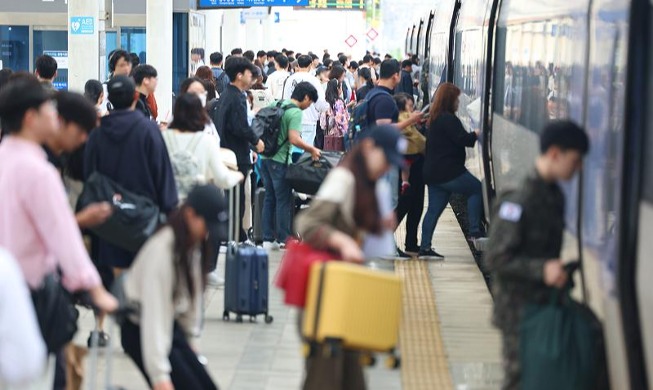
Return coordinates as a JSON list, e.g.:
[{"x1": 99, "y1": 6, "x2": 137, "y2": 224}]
[
  {"x1": 207, "y1": 271, "x2": 225, "y2": 288},
  {"x1": 87, "y1": 330, "x2": 110, "y2": 348},
  {"x1": 397, "y1": 248, "x2": 411, "y2": 258},
  {"x1": 418, "y1": 249, "x2": 445, "y2": 259},
  {"x1": 262, "y1": 241, "x2": 280, "y2": 251},
  {"x1": 404, "y1": 246, "x2": 419, "y2": 256}
]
